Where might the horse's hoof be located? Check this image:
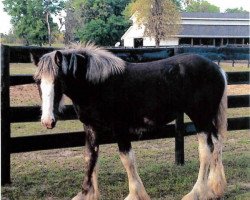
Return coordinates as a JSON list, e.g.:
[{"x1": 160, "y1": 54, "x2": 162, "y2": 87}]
[
  {"x1": 72, "y1": 192, "x2": 84, "y2": 200},
  {"x1": 182, "y1": 189, "x2": 219, "y2": 200},
  {"x1": 124, "y1": 192, "x2": 151, "y2": 200},
  {"x1": 72, "y1": 191, "x2": 99, "y2": 200},
  {"x1": 182, "y1": 191, "x2": 198, "y2": 200}
]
